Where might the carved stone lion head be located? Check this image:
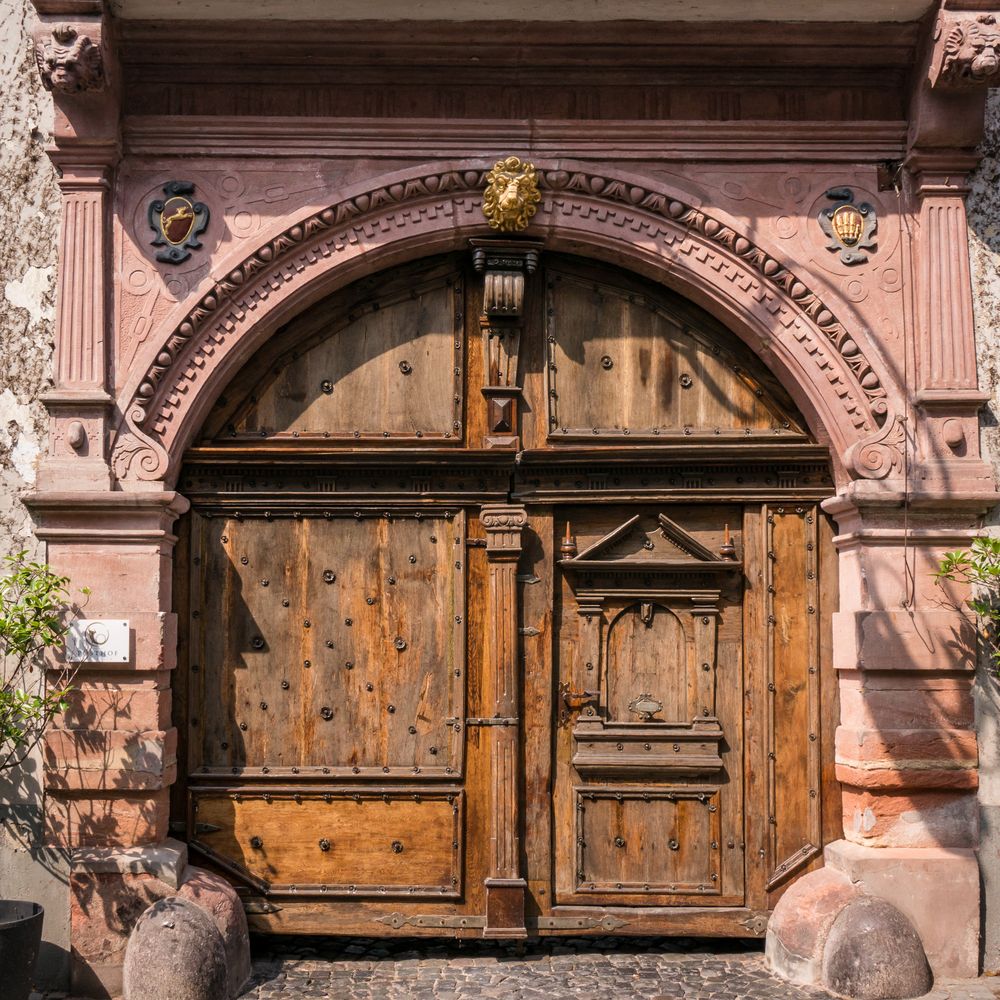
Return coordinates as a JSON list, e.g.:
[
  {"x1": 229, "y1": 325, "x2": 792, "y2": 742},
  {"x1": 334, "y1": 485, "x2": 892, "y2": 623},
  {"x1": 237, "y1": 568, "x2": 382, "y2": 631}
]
[
  {"x1": 482, "y1": 156, "x2": 542, "y2": 233},
  {"x1": 36, "y1": 24, "x2": 105, "y2": 94}
]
